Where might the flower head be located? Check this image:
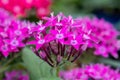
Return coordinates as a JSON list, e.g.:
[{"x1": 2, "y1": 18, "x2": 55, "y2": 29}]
[
  {"x1": 28, "y1": 13, "x2": 97, "y2": 67},
  {"x1": 60, "y1": 64, "x2": 120, "y2": 80},
  {"x1": 4, "y1": 70, "x2": 29, "y2": 80},
  {"x1": 81, "y1": 17, "x2": 120, "y2": 58},
  {"x1": 0, "y1": 9, "x2": 36, "y2": 57}
]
